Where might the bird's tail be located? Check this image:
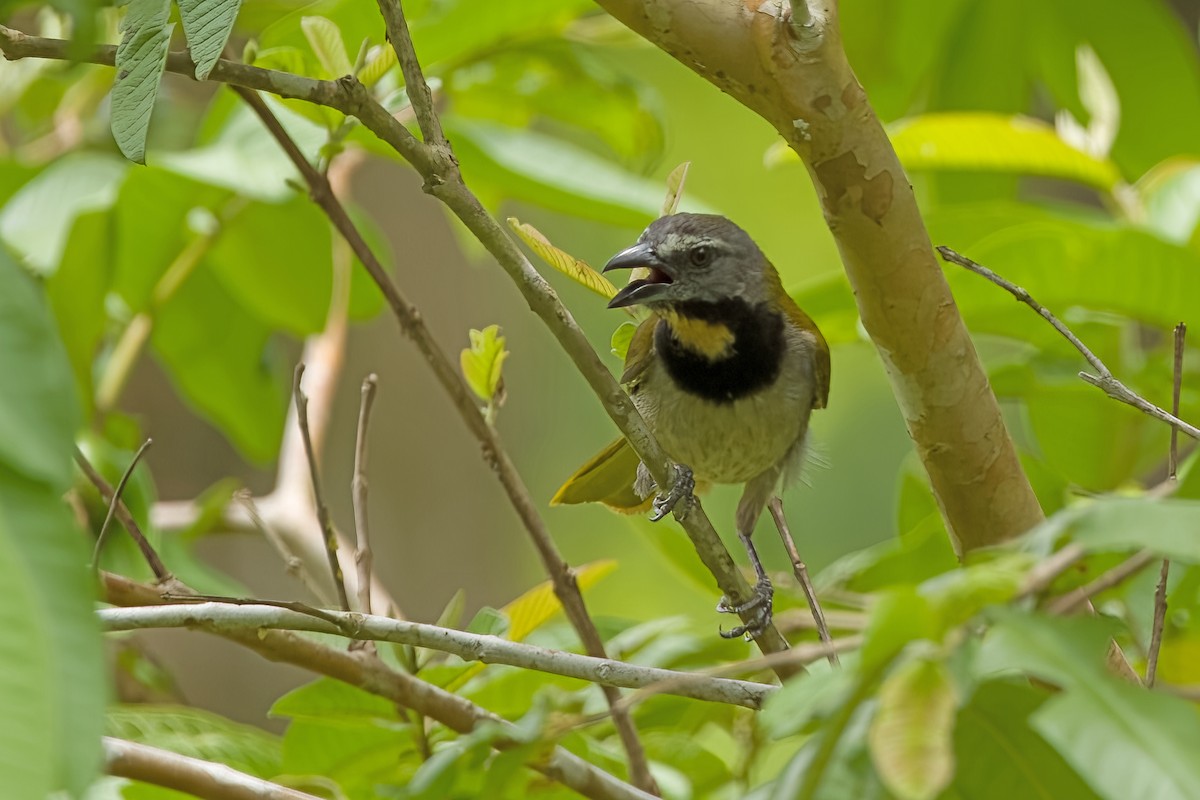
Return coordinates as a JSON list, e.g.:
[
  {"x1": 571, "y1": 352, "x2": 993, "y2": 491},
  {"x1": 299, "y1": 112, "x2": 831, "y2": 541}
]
[{"x1": 550, "y1": 437, "x2": 652, "y2": 514}]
